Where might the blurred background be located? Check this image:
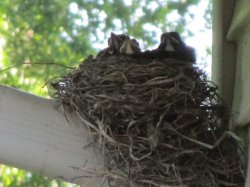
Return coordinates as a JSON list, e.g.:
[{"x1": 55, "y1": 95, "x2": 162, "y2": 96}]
[{"x1": 0, "y1": 0, "x2": 211, "y2": 186}]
